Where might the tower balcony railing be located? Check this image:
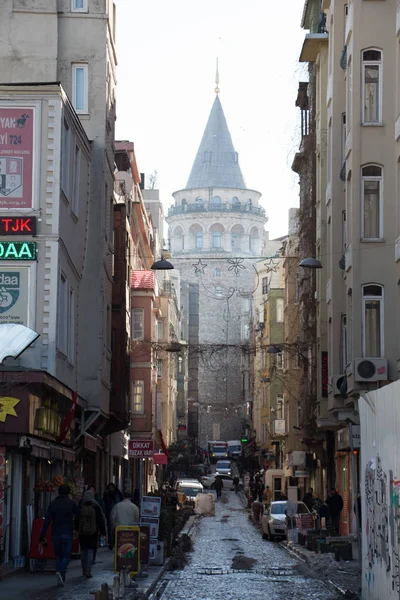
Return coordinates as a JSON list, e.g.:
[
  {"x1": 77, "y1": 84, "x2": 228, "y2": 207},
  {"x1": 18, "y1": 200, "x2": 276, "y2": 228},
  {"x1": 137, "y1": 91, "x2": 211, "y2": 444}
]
[{"x1": 167, "y1": 203, "x2": 266, "y2": 218}]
